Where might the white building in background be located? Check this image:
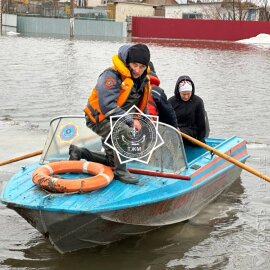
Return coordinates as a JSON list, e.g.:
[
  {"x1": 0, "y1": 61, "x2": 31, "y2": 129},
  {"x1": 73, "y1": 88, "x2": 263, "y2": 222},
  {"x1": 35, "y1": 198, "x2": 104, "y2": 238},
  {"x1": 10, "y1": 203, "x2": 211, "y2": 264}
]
[
  {"x1": 114, "y1": 2, "x2": 155, "y2": 22},
  {"x1": 165, "y1": 3, "x2": 221, "y2": 19},
  {"x1": 165, "y1": 2, "x2": 260, "y2": 20},
  {"x1": 85, "y1": 0, "x2": 104, "y2": 7},
  {"x1": 174, "y1": 0, "x2": 187, "y2": 4}
]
